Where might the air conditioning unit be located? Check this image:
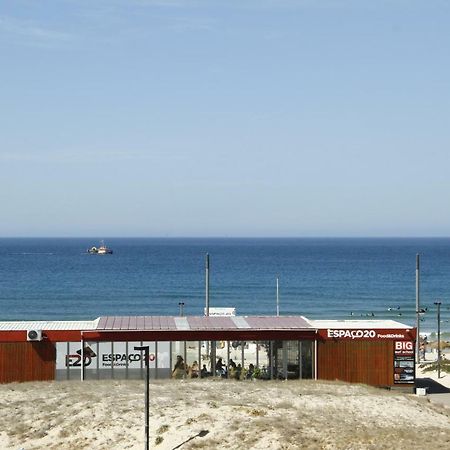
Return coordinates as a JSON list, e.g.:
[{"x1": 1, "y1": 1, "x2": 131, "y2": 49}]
[{"x1": 27, "y1": 329, "x2": 43, "y2": 341}]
